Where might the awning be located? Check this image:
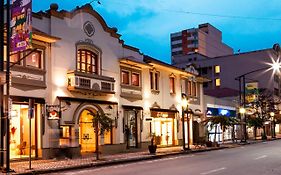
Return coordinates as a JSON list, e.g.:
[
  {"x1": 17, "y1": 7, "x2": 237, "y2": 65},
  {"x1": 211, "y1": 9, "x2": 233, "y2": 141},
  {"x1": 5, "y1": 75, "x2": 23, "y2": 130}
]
[
  {"x1": 122, "y1": 105, "x2": 143, "y2": 110},
  {"x1": 10, "y1": 95, "x2": 45, "y2": 104}
]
